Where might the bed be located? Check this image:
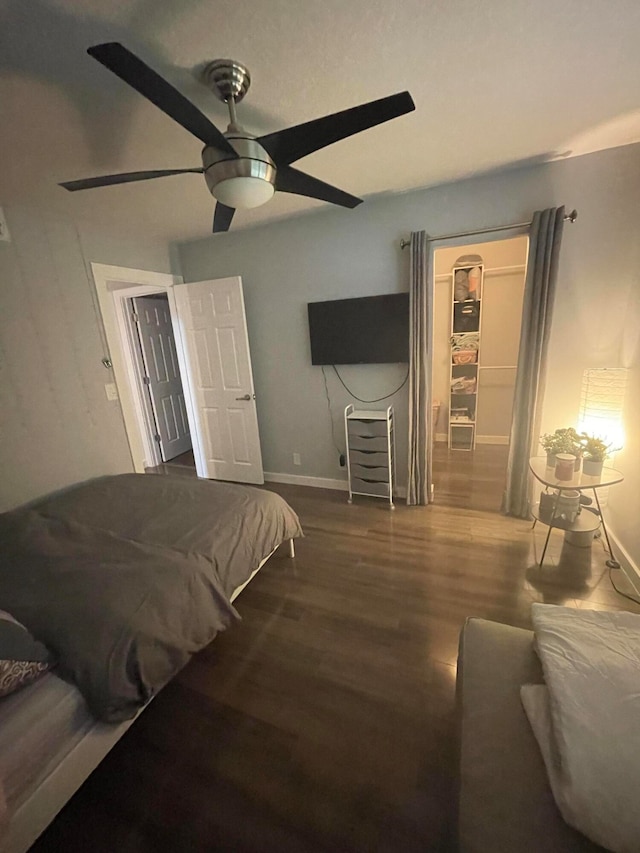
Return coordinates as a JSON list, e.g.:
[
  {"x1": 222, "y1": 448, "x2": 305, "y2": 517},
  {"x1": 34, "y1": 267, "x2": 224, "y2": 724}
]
[{"x1": 0, "y1": 474, "x2": 302, "y2": 853}]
